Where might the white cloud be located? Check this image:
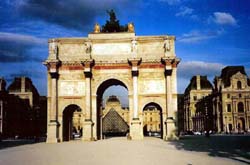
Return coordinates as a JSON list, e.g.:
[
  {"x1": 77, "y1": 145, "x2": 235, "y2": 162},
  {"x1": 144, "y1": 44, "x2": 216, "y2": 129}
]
[
  {"x1": 0, "y1": 32, "x2": 46, "y2": 62},
  {"x1": 158, "y1": 0, "x2": 181, "y2": 5},
  {"x1": 177, "y1": 30, "x2": 223, "y2": 43},
  {"x1": 213, "y1": 12, "x2": 237, "y2": 26},
  {"x1": 178, "y1": 61, "x2": 224, "y2": 78},
  {"x1": 0, "y1": 32, "x2": 46, "y2": 45},
  {"x1": 175, "y1": 6, "x2": 193, "y2": 17}
]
